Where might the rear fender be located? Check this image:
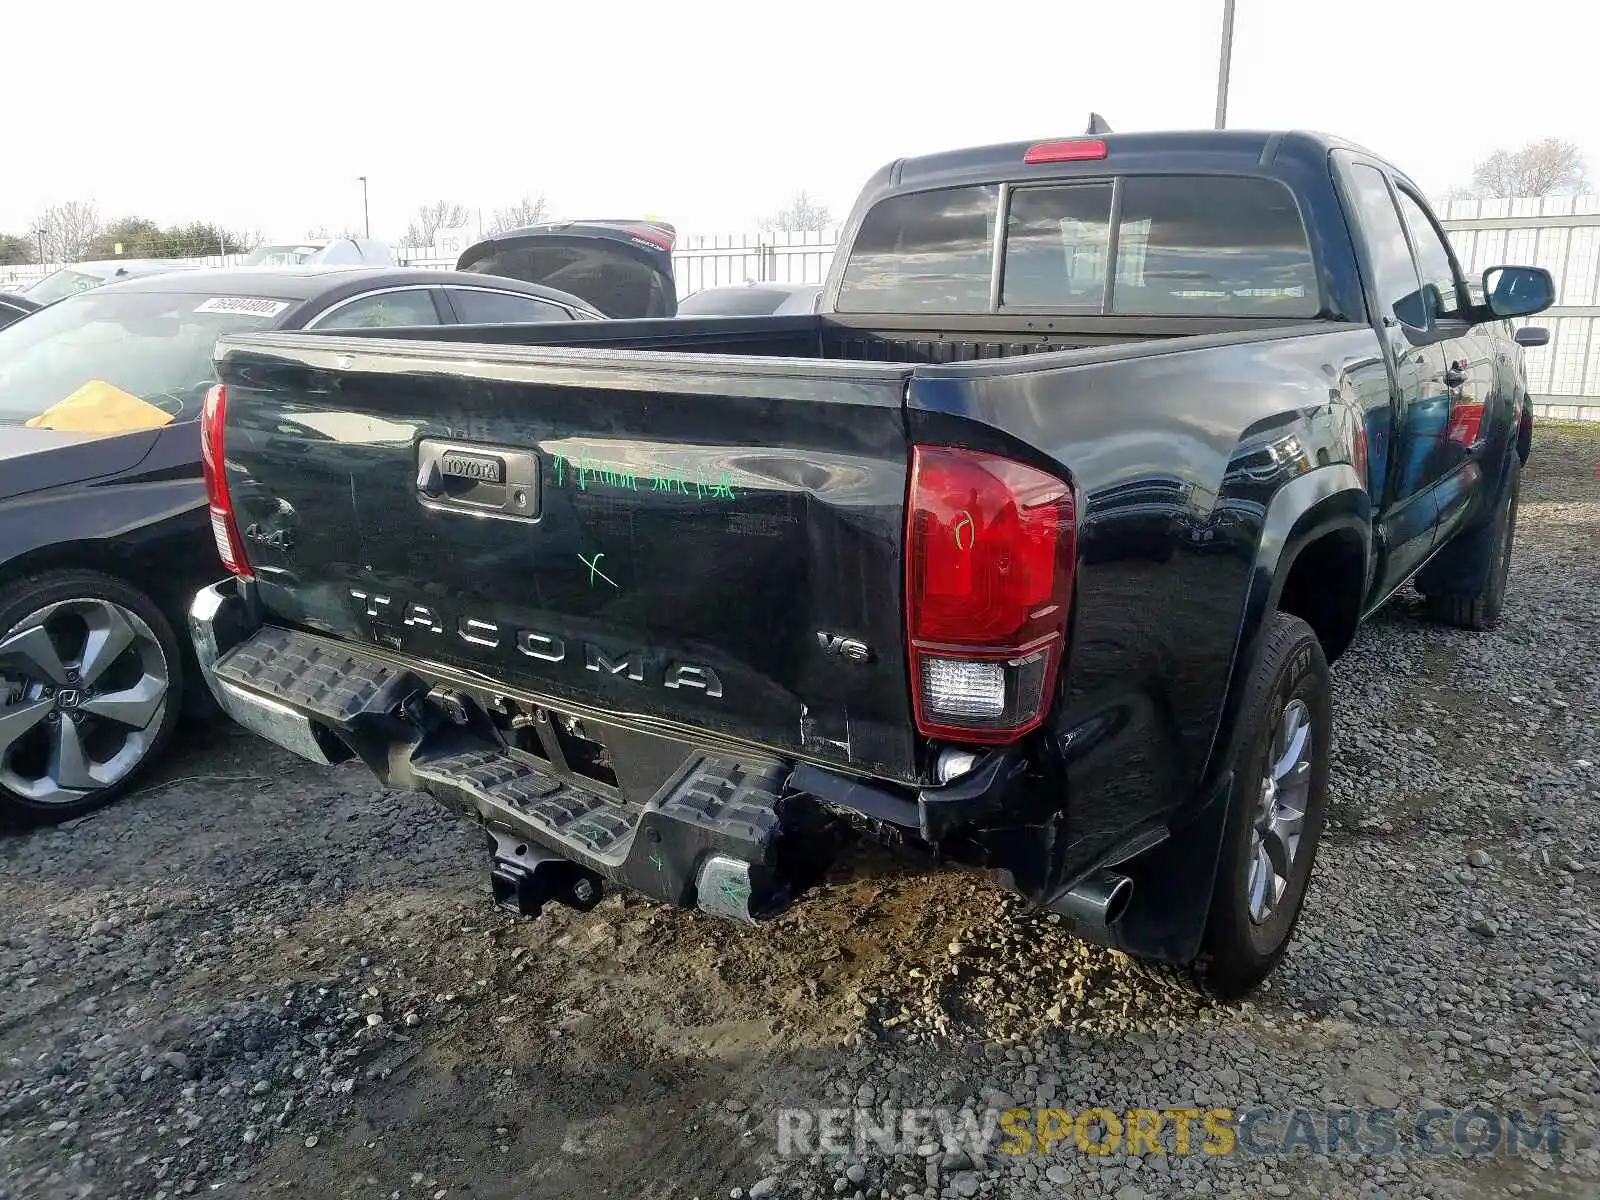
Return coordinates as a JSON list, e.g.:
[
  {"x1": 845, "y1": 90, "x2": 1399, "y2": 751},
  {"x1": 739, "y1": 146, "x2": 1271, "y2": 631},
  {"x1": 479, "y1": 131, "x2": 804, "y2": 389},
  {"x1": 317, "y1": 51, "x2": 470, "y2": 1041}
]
[
  {"x1": 1204, "y1": 464, "x2": 1368, "y2": 794},
  {"x1": 1059, "y1": 466, "x2": 1370, "y2": 965}
]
